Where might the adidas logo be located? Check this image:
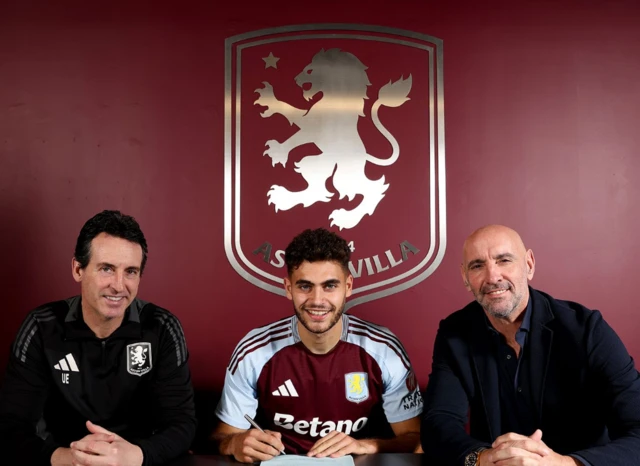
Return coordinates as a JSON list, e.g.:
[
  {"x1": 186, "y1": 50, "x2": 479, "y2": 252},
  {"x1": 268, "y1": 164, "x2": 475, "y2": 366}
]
[
  {"x1": 54, "y1": 353, "x2": 79, "y2": 372},
  {"x1": 272, "y1": 379, "x2": 298, "y2": 397}
]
